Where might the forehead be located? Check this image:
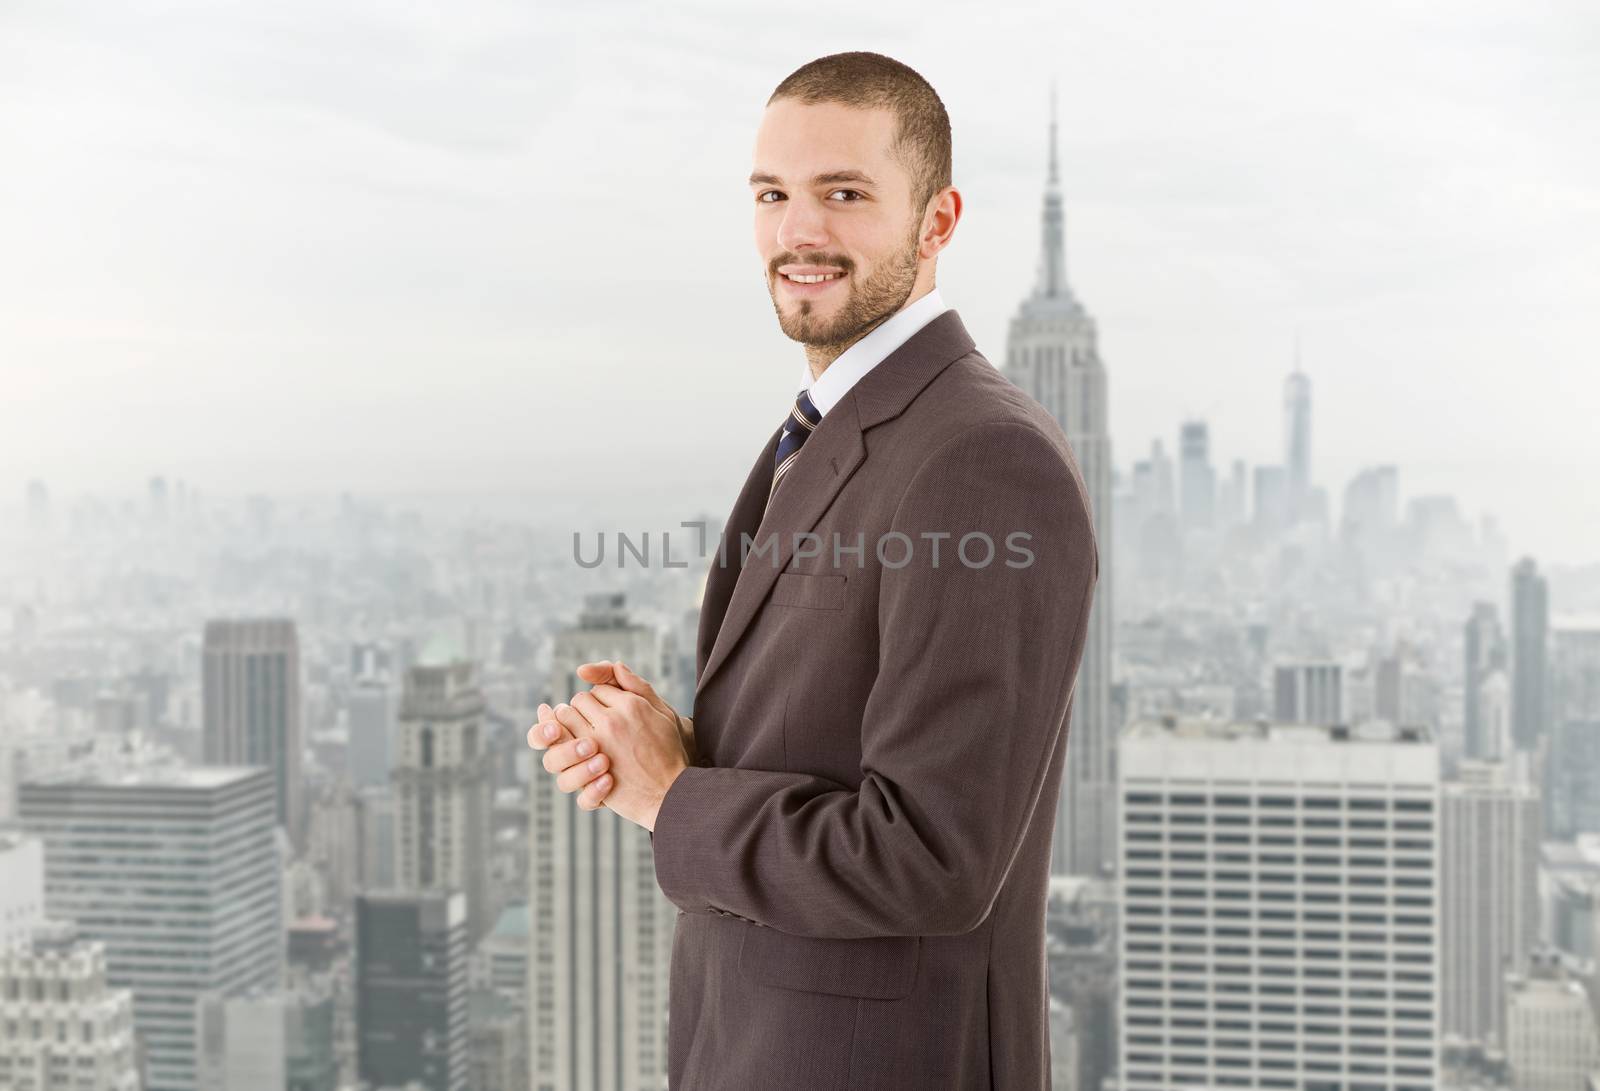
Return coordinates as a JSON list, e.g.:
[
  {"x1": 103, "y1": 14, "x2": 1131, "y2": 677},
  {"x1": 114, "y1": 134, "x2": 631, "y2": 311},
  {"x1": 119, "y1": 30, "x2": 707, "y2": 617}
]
[{"x1": 752, "y1": 99, "x2": 900, "y2": 182}]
